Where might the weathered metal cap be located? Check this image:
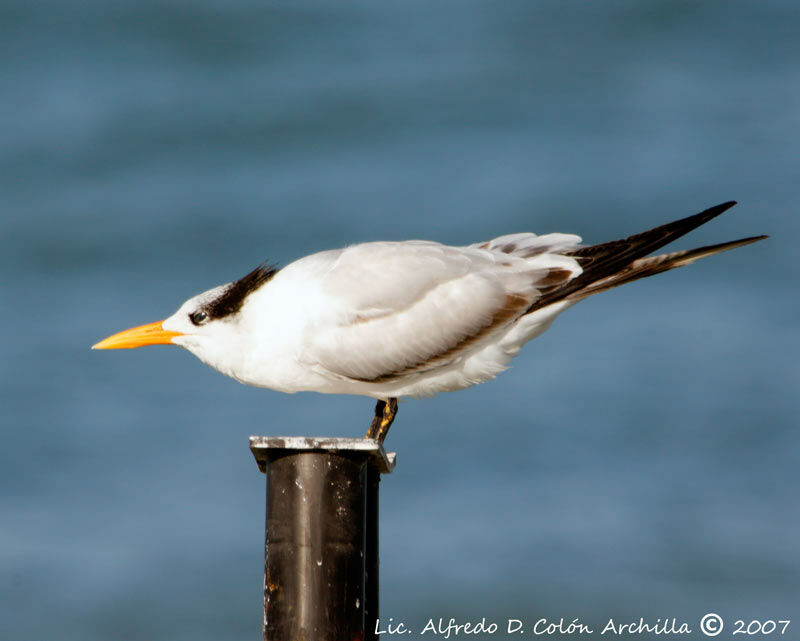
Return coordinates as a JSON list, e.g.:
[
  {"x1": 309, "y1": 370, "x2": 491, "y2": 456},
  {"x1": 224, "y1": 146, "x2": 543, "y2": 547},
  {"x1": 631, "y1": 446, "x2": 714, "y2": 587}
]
[{"x1": 249, "y1": 436, "x2": 396, "y2": 474}]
